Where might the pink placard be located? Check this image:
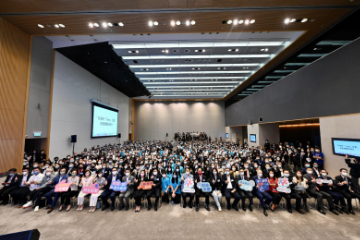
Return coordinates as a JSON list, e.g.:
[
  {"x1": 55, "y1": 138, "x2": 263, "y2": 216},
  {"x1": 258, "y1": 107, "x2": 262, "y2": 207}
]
[
  {"x1": 82, "y1": 183, "x2": 100, "y2": 194},
  {"x1": 55, "y1": 180, "x2": 71, "y2": 192}
]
